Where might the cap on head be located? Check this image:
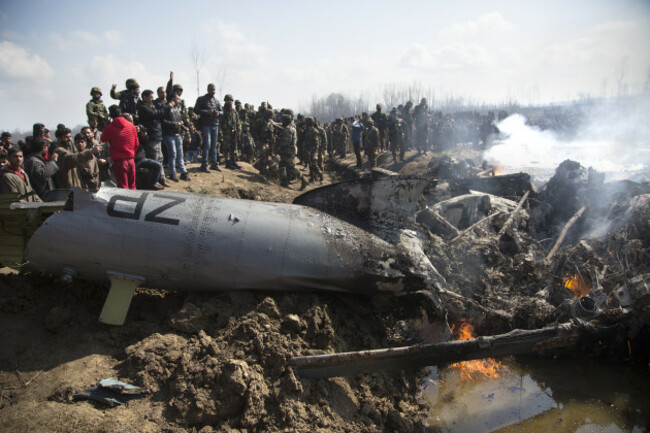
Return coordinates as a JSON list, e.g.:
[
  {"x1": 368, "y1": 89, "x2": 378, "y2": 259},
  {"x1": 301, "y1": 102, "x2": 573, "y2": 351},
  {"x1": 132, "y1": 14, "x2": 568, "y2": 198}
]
[
  {"x1": 126, "y1": 78, "x2": 139, "y2": 90},
  {"x1": 1, "y1": 131, "x2": 11, "y2": 139}
]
